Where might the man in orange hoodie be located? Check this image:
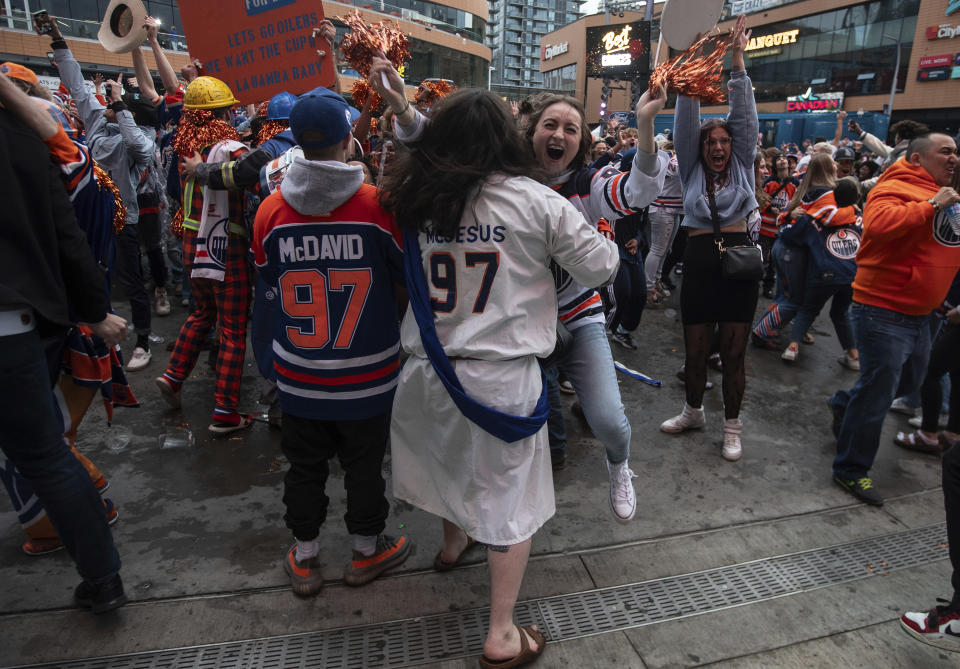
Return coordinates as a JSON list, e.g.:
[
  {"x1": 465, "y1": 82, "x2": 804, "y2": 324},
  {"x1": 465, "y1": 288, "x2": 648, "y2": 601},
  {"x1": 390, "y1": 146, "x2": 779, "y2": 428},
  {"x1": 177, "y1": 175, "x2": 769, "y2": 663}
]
[{"x1": 829, "y1": 133, "x2": 960, "y2": 506}]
